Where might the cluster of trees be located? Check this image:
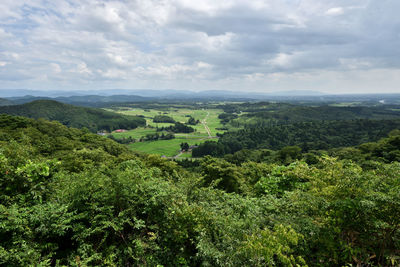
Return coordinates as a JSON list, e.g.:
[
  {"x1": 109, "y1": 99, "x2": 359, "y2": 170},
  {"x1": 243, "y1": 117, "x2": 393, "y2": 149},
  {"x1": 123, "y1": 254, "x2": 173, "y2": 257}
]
[
  {"x1": 153, "y1": 115, "x2": 175, "y2": 123},
  {"x1": 143, "y1": 132, "x2": 175, "y2": 141},
  {"x1": 109, "y1": 132, "x2": 175, "y2": 144},
  {"x1": 331, "y1": 129, "x2": 400, "y2": 164},
  {"x1": 186, "y1": 116, "x2": 200, "y2": 125},
  {"x1": 0, "y1": 114, "x2": 399, "y2": 266},
  {"x1": 180, "y1": 142, "x2": 190, "y2": 151},
  {"x1": 0, "y1": 100, "x2": 146, "y2": 132},
  {"x1": 158, "y1": 122, "x2": 195, "y2": 133},
  {"x1": 218, "y1": 112, "x2": 238, "y2": 124},
  {"x1": 108, "y1": 134, "x2": 135, "y2": 144}
]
